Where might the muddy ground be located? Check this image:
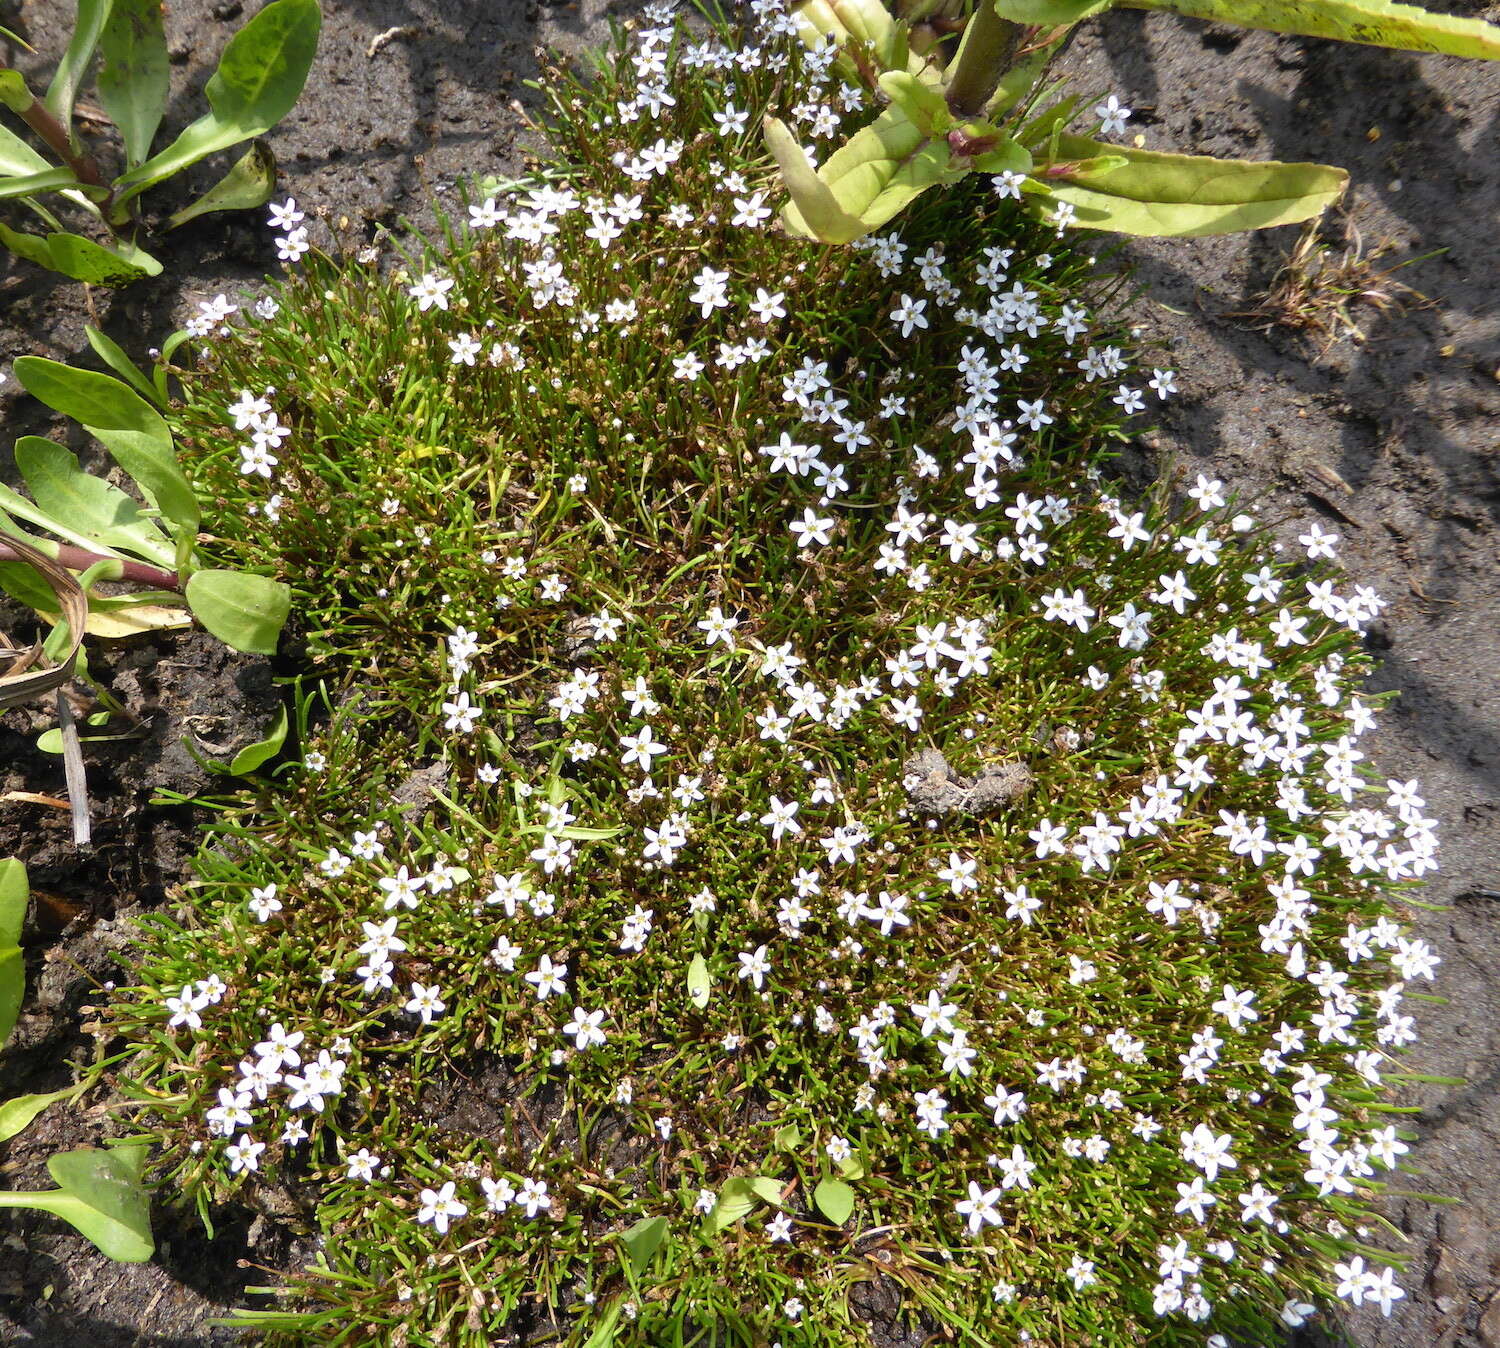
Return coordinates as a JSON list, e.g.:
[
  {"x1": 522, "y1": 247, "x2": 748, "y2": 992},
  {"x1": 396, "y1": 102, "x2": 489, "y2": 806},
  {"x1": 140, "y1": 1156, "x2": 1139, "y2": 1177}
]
[{"x1": 0, "y1": 0, "x2": 1497, "y2": 1343}]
